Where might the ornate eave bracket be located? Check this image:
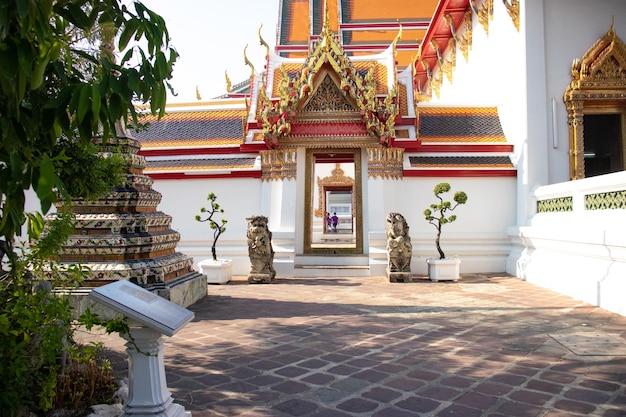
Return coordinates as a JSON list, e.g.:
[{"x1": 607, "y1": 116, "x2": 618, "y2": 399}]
[
  {"x1": 260, "y1": 149, "x2": 297, "y2": 181},
  {"x1": 414, "y1": 8, "x2": 472, "y2": 103},
  {"x1": 563, "y1": 22, "x2": 626, "y2": 180},
  {"x1": 472, "y1": 0, "x2": 494, "y2": 35},
  {"x1": 367, "y1": 147, "x2": 404, "y2": 179},
  {"x1": 503, "y1": 0, "x2": 520, "y2": 31}
]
